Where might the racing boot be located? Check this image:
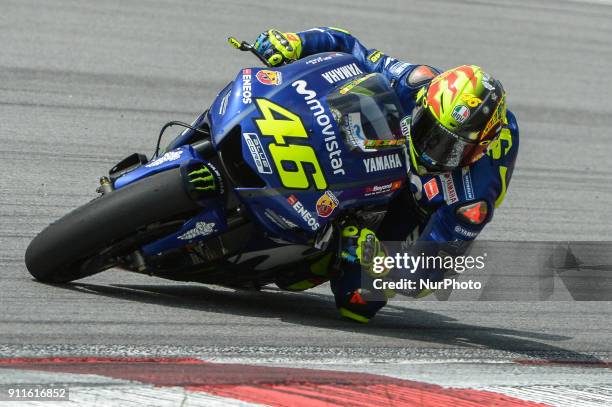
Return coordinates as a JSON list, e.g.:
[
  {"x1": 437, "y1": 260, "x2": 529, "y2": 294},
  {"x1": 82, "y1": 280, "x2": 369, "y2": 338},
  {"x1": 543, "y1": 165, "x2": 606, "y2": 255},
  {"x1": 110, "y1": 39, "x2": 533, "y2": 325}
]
[
  {"x1": 275, "y1": 253, "x2": 334, "y2": 291},
  {"x1": 330, "y1": 261, "x2": 387, "y2": 323},
  {"x1": 330, "y1": 226, "x2": 390, "y2": 323}
]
